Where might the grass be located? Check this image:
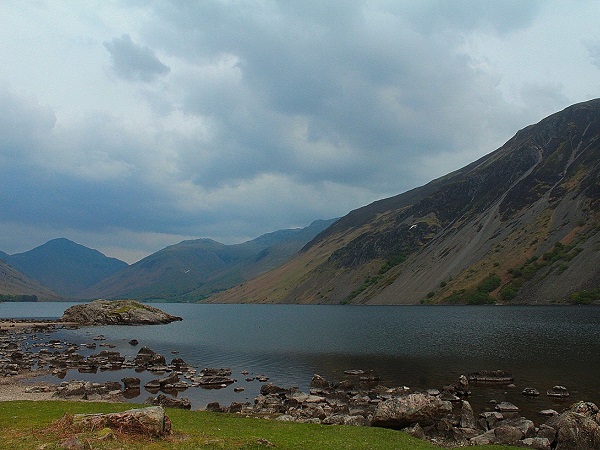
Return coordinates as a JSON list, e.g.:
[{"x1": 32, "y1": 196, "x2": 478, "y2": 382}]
[{"x1": 0, "y1": 400, "x2": 521, "y2": 450}]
